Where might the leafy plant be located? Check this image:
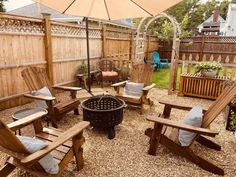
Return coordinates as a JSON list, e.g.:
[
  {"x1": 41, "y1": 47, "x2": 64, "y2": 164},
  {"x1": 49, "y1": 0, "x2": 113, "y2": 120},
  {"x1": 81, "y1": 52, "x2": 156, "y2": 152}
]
[
  {"x1": 78, "y1": 64, "x2": 88, "y2": 74},
  {"x1": 120, "y1": 67, "x2": 130, "y2": 80},
  {"x1": 194, "y1": 61, "x2": 222, "y2": 74}
]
